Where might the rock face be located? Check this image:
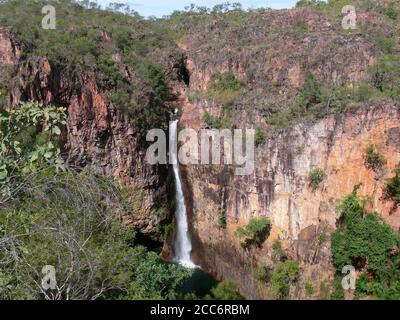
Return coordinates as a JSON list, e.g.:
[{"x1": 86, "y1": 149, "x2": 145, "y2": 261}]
[
  {"x1": 176, "y1": 7, "x2": 400, "y2": 299},
  {"x1": 182, "y1": 104, "x2": 400, "y2": 299},
  {"x1": 0, "y1": 30, "x2": 170, "y2": 240},
  {"x1": 0, "y1": 28, "x2": 20, "y2": 66}
]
